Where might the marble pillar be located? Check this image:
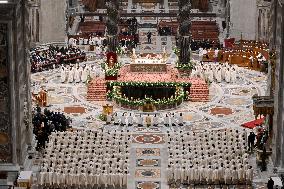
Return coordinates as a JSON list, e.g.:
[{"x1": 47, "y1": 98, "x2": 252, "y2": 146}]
[
  {"x1": 0, "y1": 0, "x2": 34, "y2": 183},
  {"x1": 271, "y1": 0, "x2": 284, "y2": 173}
]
